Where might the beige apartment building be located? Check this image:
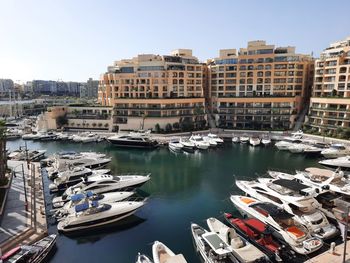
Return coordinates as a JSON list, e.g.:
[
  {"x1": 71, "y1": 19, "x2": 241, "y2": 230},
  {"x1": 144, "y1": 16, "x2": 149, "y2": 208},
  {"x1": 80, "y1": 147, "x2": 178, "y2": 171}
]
[
  {"x1": 98, "y1": 49, "x2": 206, "y2": 131},
  {"x1": 307, "y1": 36, "x2": 350, "y2": 133},
  {"x1": 208, "y1": 41, "x2": 313, "y2": 129}
]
